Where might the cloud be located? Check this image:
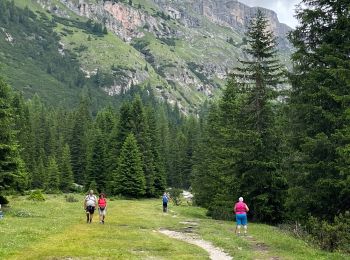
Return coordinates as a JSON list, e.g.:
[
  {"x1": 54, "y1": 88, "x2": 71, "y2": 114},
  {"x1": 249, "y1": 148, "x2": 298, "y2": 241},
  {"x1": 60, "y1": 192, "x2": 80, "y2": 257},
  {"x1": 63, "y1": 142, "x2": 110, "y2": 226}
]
[{"x1": 239, "y1": 0, "x2": 300, "y2": 28}]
